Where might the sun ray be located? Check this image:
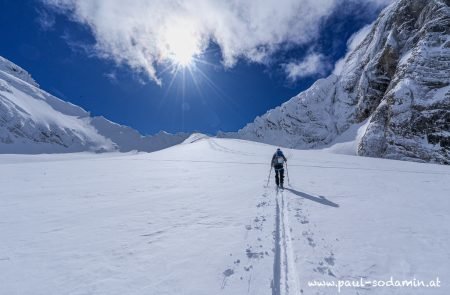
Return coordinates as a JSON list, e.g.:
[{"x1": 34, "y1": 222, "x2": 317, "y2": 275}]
[
  {"x1": 193, "y1": 65, "x2": 243, "y2": 114},
  {"x1": 187, "y1": 65, "x2": 206, "y2": 104}
]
